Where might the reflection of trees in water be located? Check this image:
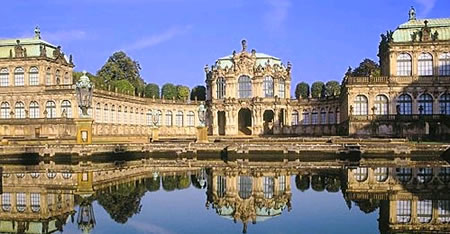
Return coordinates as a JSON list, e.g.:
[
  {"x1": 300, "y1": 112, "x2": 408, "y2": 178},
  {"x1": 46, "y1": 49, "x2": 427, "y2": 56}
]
[
  {"x1": 295, "y1": 174, "x2": 342, "y2": 193},
  {"x1": 96, "y1": 180, "x2": 147, "y2": 224},
  {"x1": 353, "y1": 199, "x2": 380, "y2": 214},
  {"x1": 191, "y1": 174, "x2": 203, "y2": 189},
  {"x1": 145, "y1": 176, "x2": 160, "y2": 192},
  {"x1": 162, "y1": 174, "x2": 191, "y2": 191},
  {"x1": 295, "y1": 175, "x2": 310, "y2": 191}
]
